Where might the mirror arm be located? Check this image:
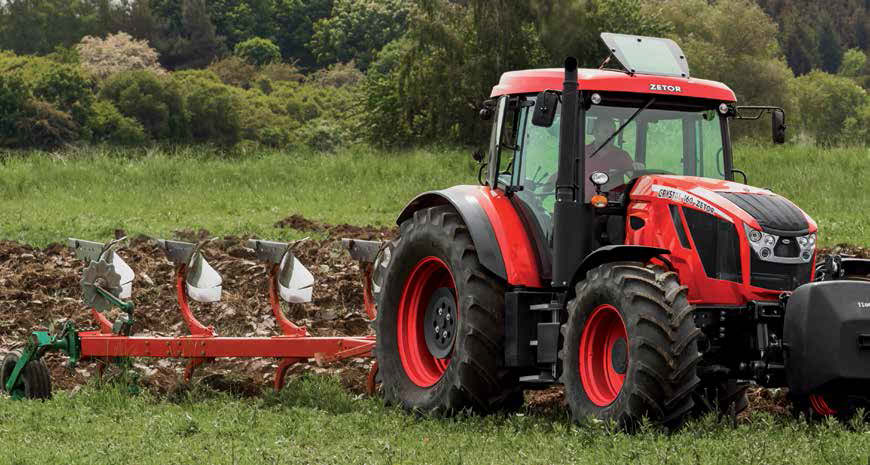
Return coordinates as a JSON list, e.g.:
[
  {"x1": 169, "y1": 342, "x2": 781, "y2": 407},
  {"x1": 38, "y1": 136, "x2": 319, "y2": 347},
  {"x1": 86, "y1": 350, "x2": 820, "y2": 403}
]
[
  {"x1": 731, "y1": 168, "x2": 748, "y2": 184},
  {"x1": 734, "y1": 105, "x2": 784, "y2": 120}
]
